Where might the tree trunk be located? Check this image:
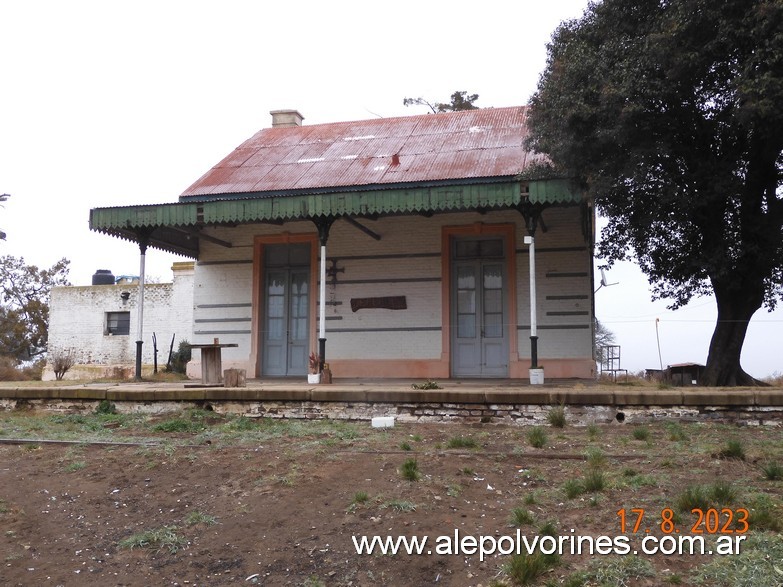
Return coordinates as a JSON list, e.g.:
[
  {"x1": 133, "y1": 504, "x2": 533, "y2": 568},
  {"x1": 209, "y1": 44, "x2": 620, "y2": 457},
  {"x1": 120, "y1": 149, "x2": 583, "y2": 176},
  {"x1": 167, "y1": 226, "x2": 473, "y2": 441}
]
[{"x1": 700, "y1": 286, "x2": 765, "y2": 387}]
